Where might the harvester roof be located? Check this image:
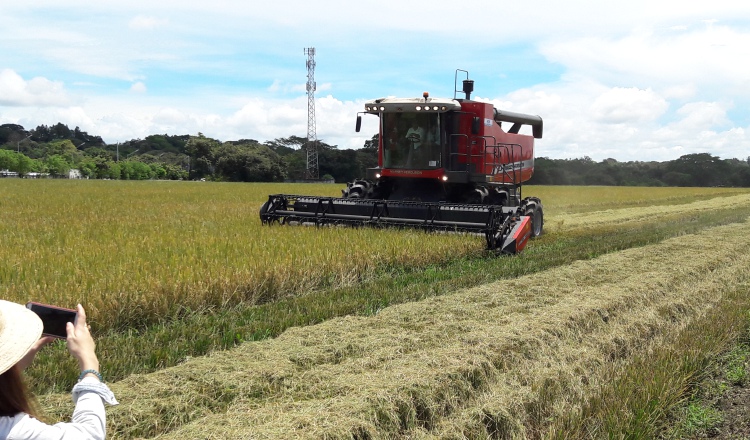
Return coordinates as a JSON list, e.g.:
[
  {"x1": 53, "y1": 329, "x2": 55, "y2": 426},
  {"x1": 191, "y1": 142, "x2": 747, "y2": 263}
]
[{"x1": 364, "y1": 97, "x2": 461, "y2": 114}]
